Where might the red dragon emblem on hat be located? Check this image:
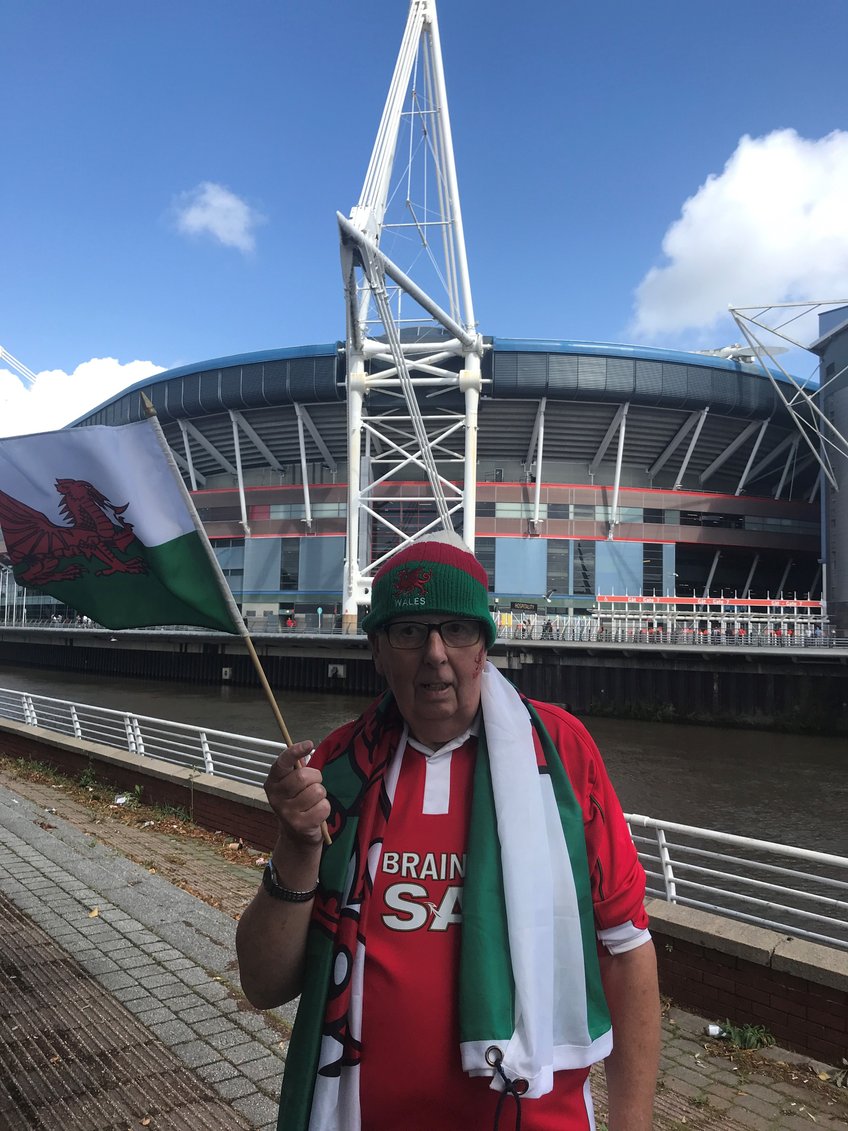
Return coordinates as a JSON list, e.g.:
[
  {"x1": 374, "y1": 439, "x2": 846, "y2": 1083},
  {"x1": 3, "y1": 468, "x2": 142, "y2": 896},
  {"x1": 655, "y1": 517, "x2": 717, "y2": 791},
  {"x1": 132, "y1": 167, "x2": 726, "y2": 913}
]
[{"x1": 393, "y1": 566, "x2": 432, "y2": 597}]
